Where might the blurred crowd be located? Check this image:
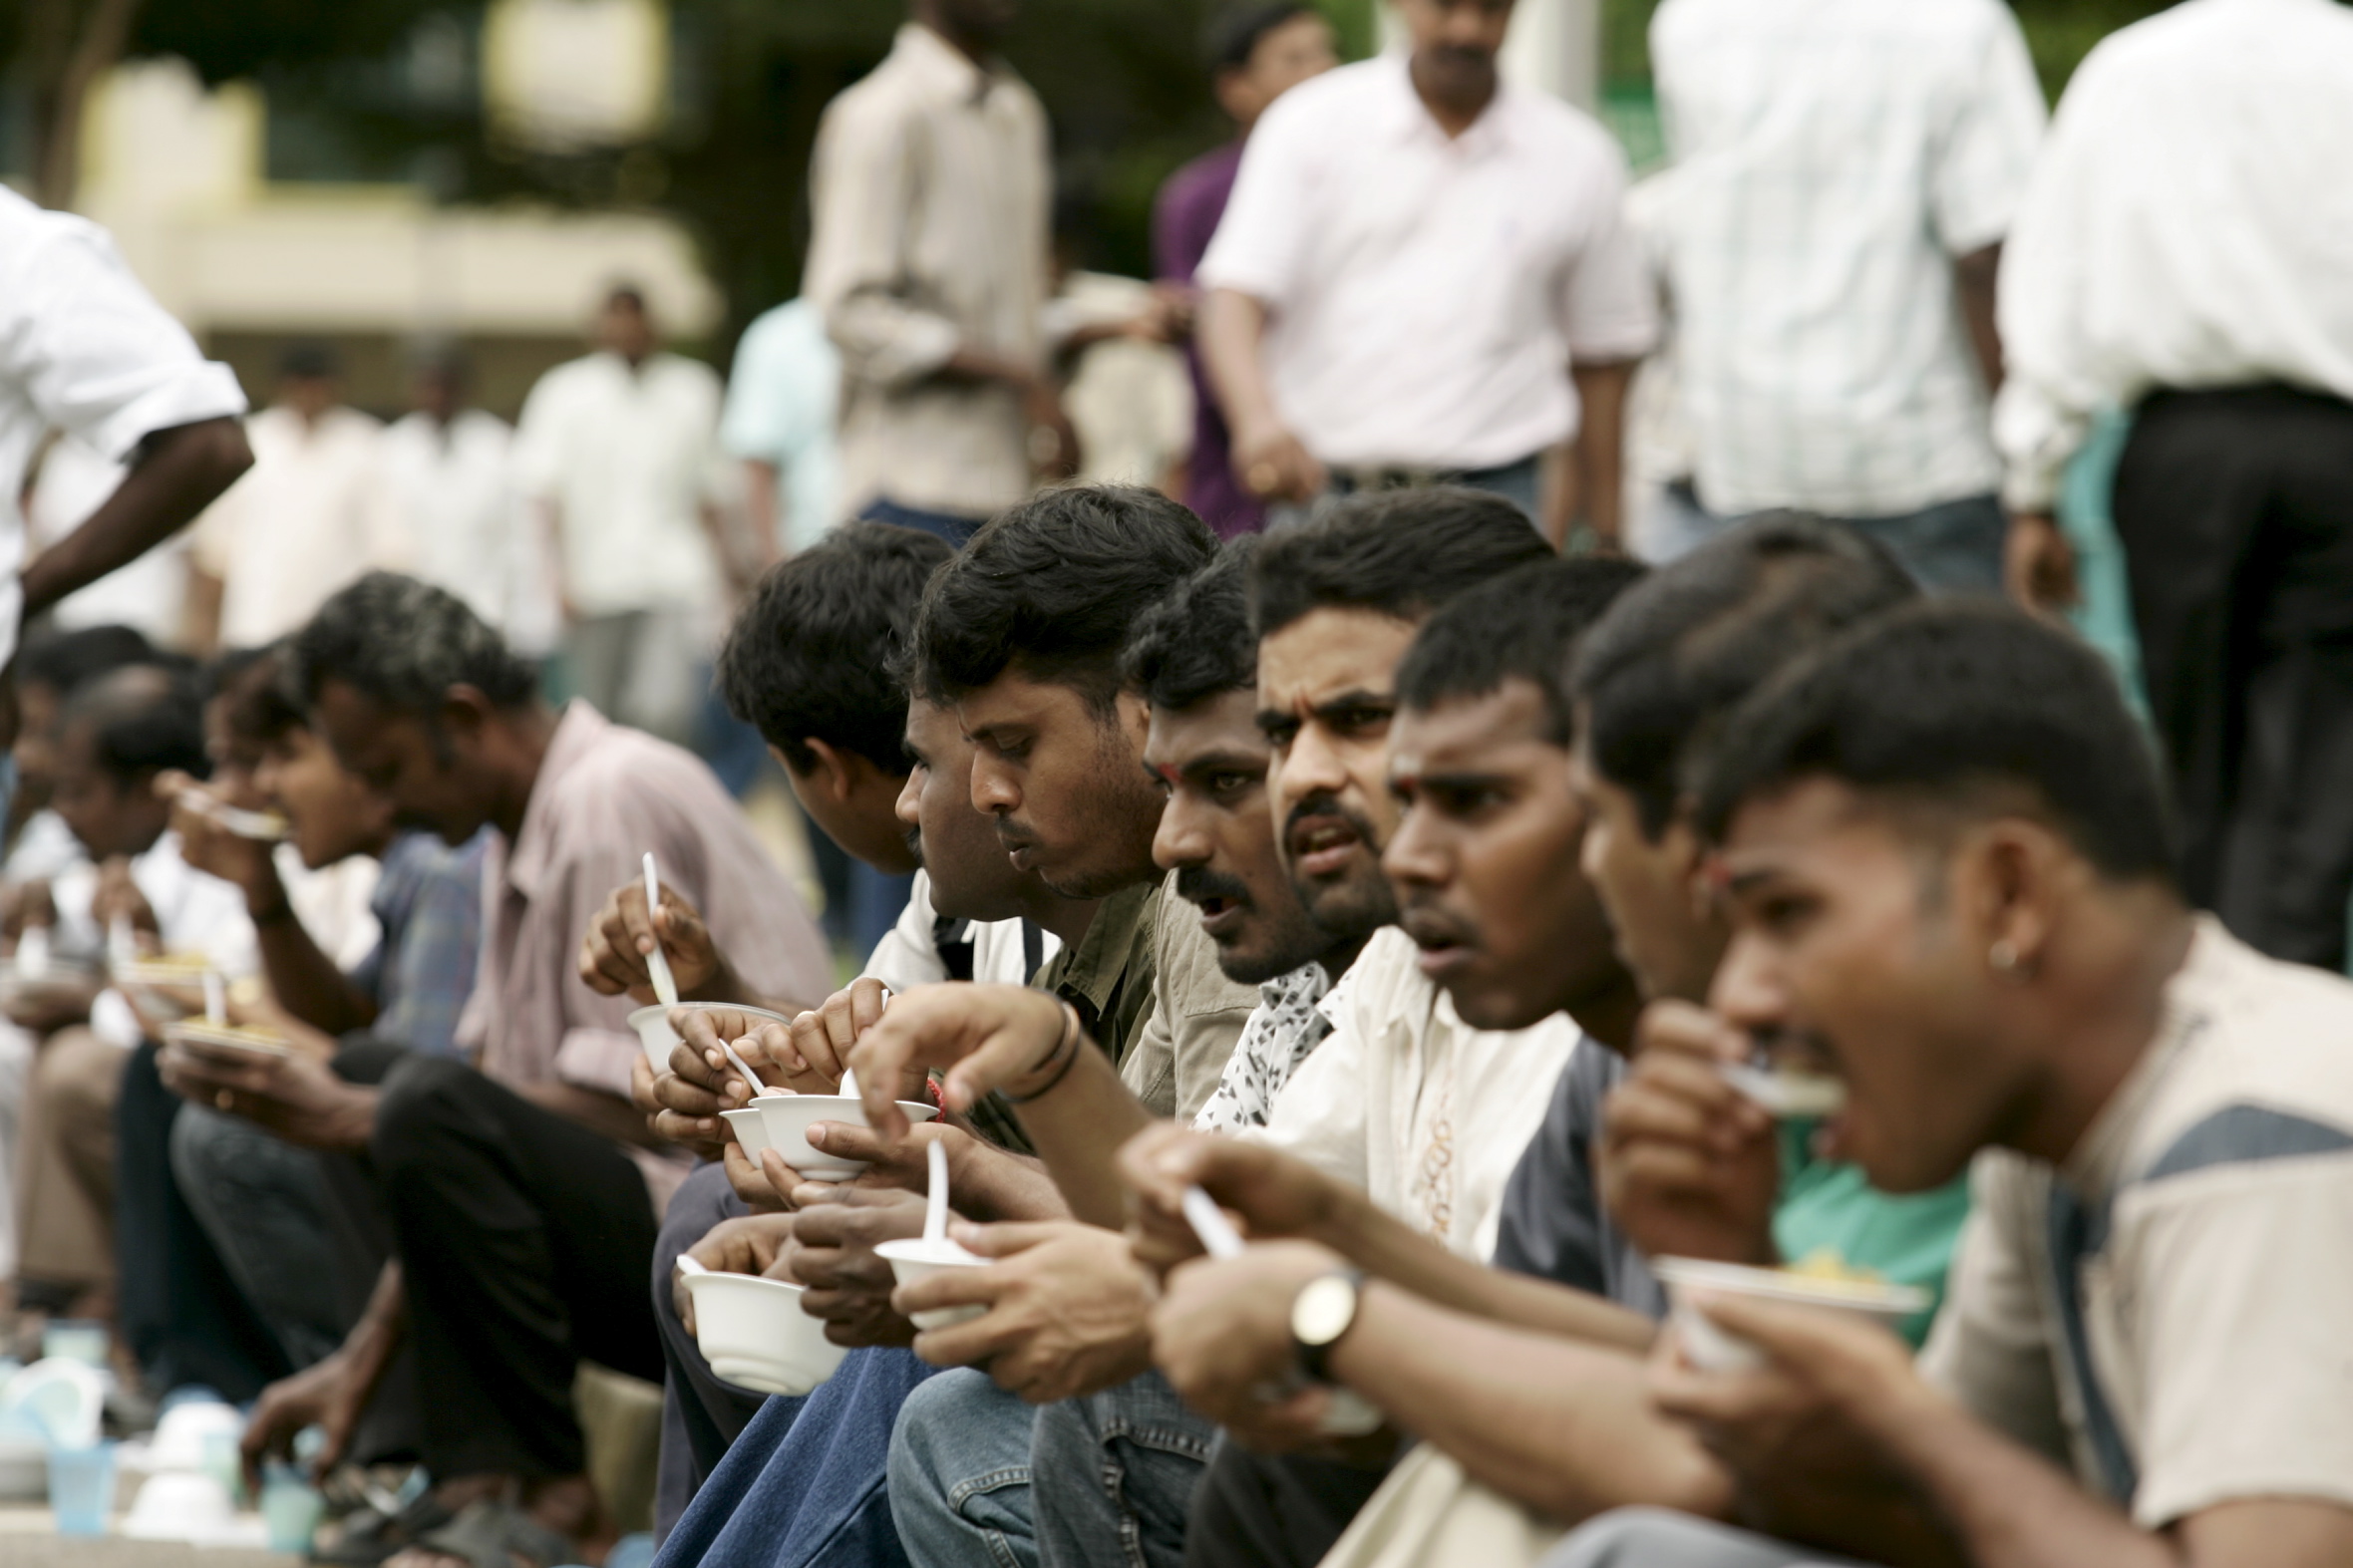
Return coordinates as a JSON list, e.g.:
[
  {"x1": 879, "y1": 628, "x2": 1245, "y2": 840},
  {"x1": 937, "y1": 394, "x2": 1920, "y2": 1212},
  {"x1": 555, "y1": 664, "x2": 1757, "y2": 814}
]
[{"x1": 0, "y1": 0, "x2": 2350, "y2": 1567}]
